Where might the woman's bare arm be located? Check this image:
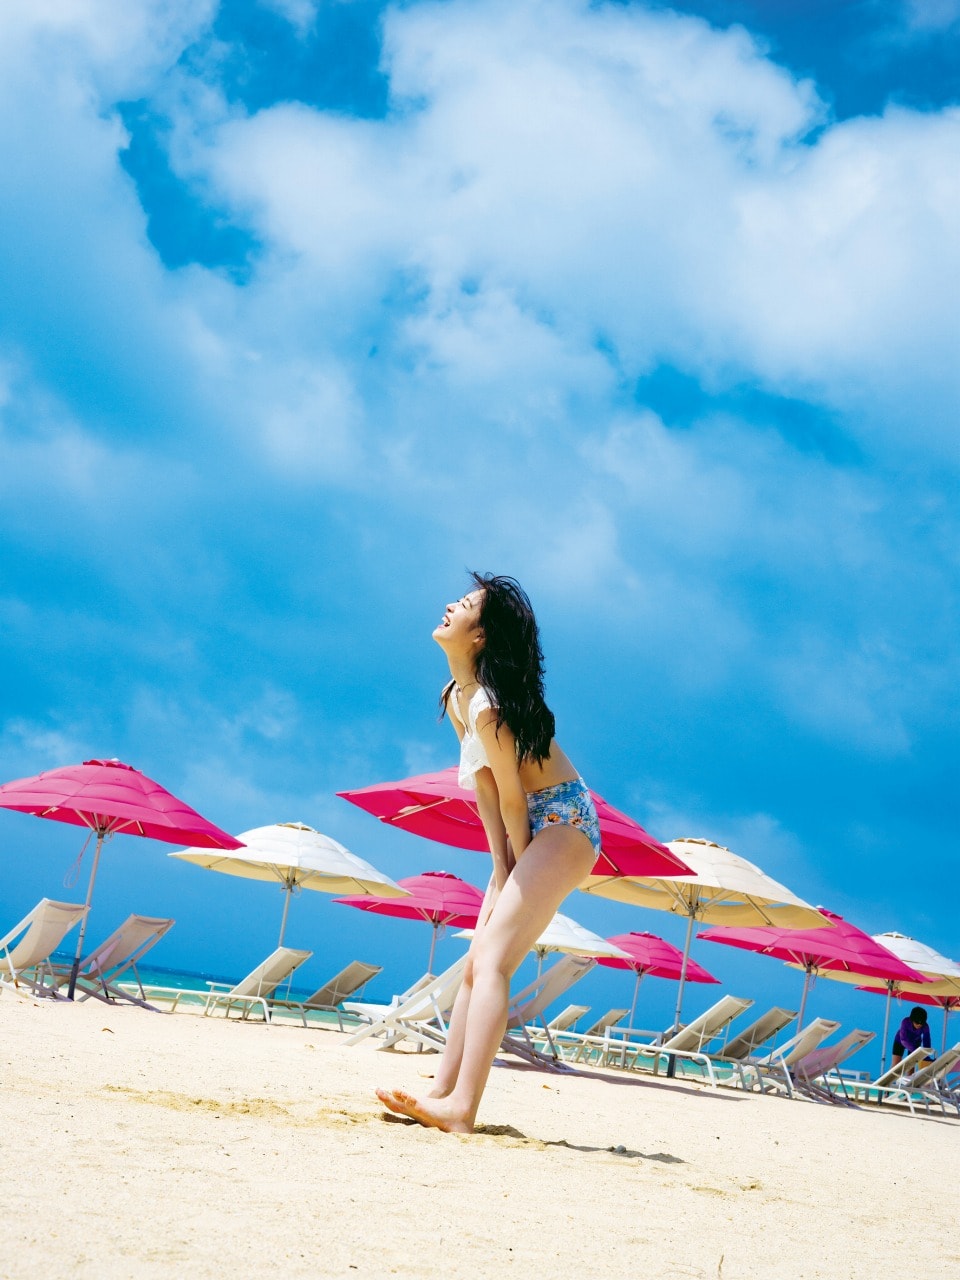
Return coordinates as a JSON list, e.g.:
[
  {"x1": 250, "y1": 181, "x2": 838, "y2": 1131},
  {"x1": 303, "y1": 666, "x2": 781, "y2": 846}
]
[
  {"x1": 444, "y1": 689, "x2": 512, "y2": 888},
  {"x1": 474, "y1": 768, "x2": 513, "y2": 890},
  {"x1": 476, "y1": 711, "x2": 531, "y2": 865}
]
